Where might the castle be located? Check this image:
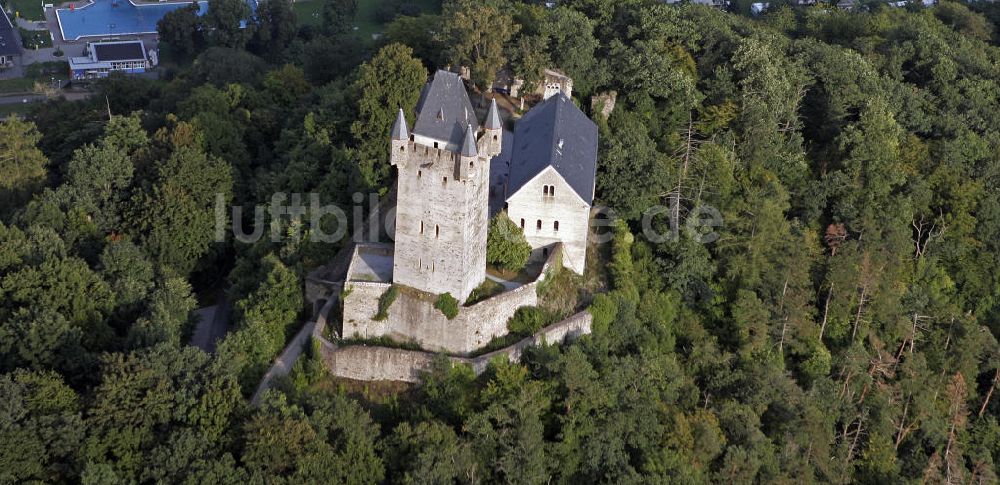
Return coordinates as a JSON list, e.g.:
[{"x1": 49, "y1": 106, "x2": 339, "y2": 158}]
[
  {"x1": 334, "y1": 69, "x2": 597, "y2": 354},
  {"x1": 389, "y1": 71, "x2": 502, "y2": 302}
]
